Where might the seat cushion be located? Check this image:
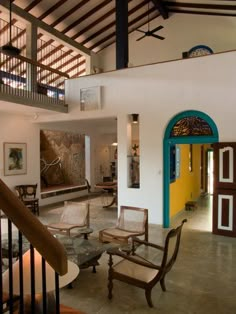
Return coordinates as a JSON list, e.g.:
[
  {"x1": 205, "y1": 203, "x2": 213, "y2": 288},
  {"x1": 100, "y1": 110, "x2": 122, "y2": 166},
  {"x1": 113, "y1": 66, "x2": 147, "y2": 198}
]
[
  {"x1": 113, "y1": 258, "x2": 159, "y2": 283},
  {"x1": 102, "y1": 228, "x2": 142, "y2": 239},
  {"x1": 47, "y1": 223, "x2": 82, "y2": 230}
]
